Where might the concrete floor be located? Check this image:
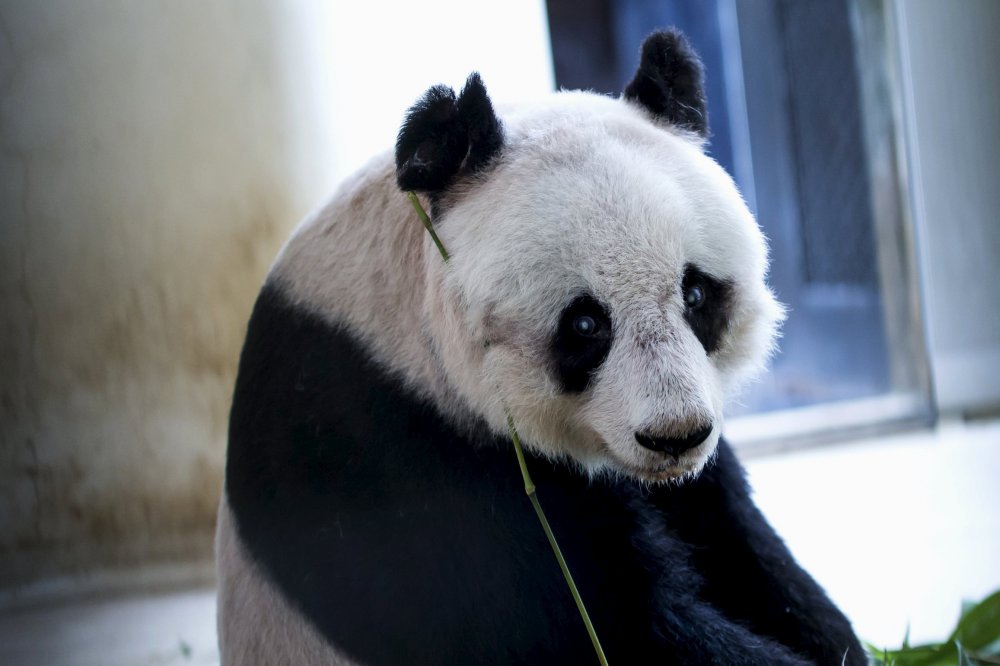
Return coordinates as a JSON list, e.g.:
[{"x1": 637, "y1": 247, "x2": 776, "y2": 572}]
[
  {"x1": 1, "y1": 419, "x2": 997, "y2": 664},
  {"x1": 0, "y1": 586, "x2": 218, "y2": 666}
]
